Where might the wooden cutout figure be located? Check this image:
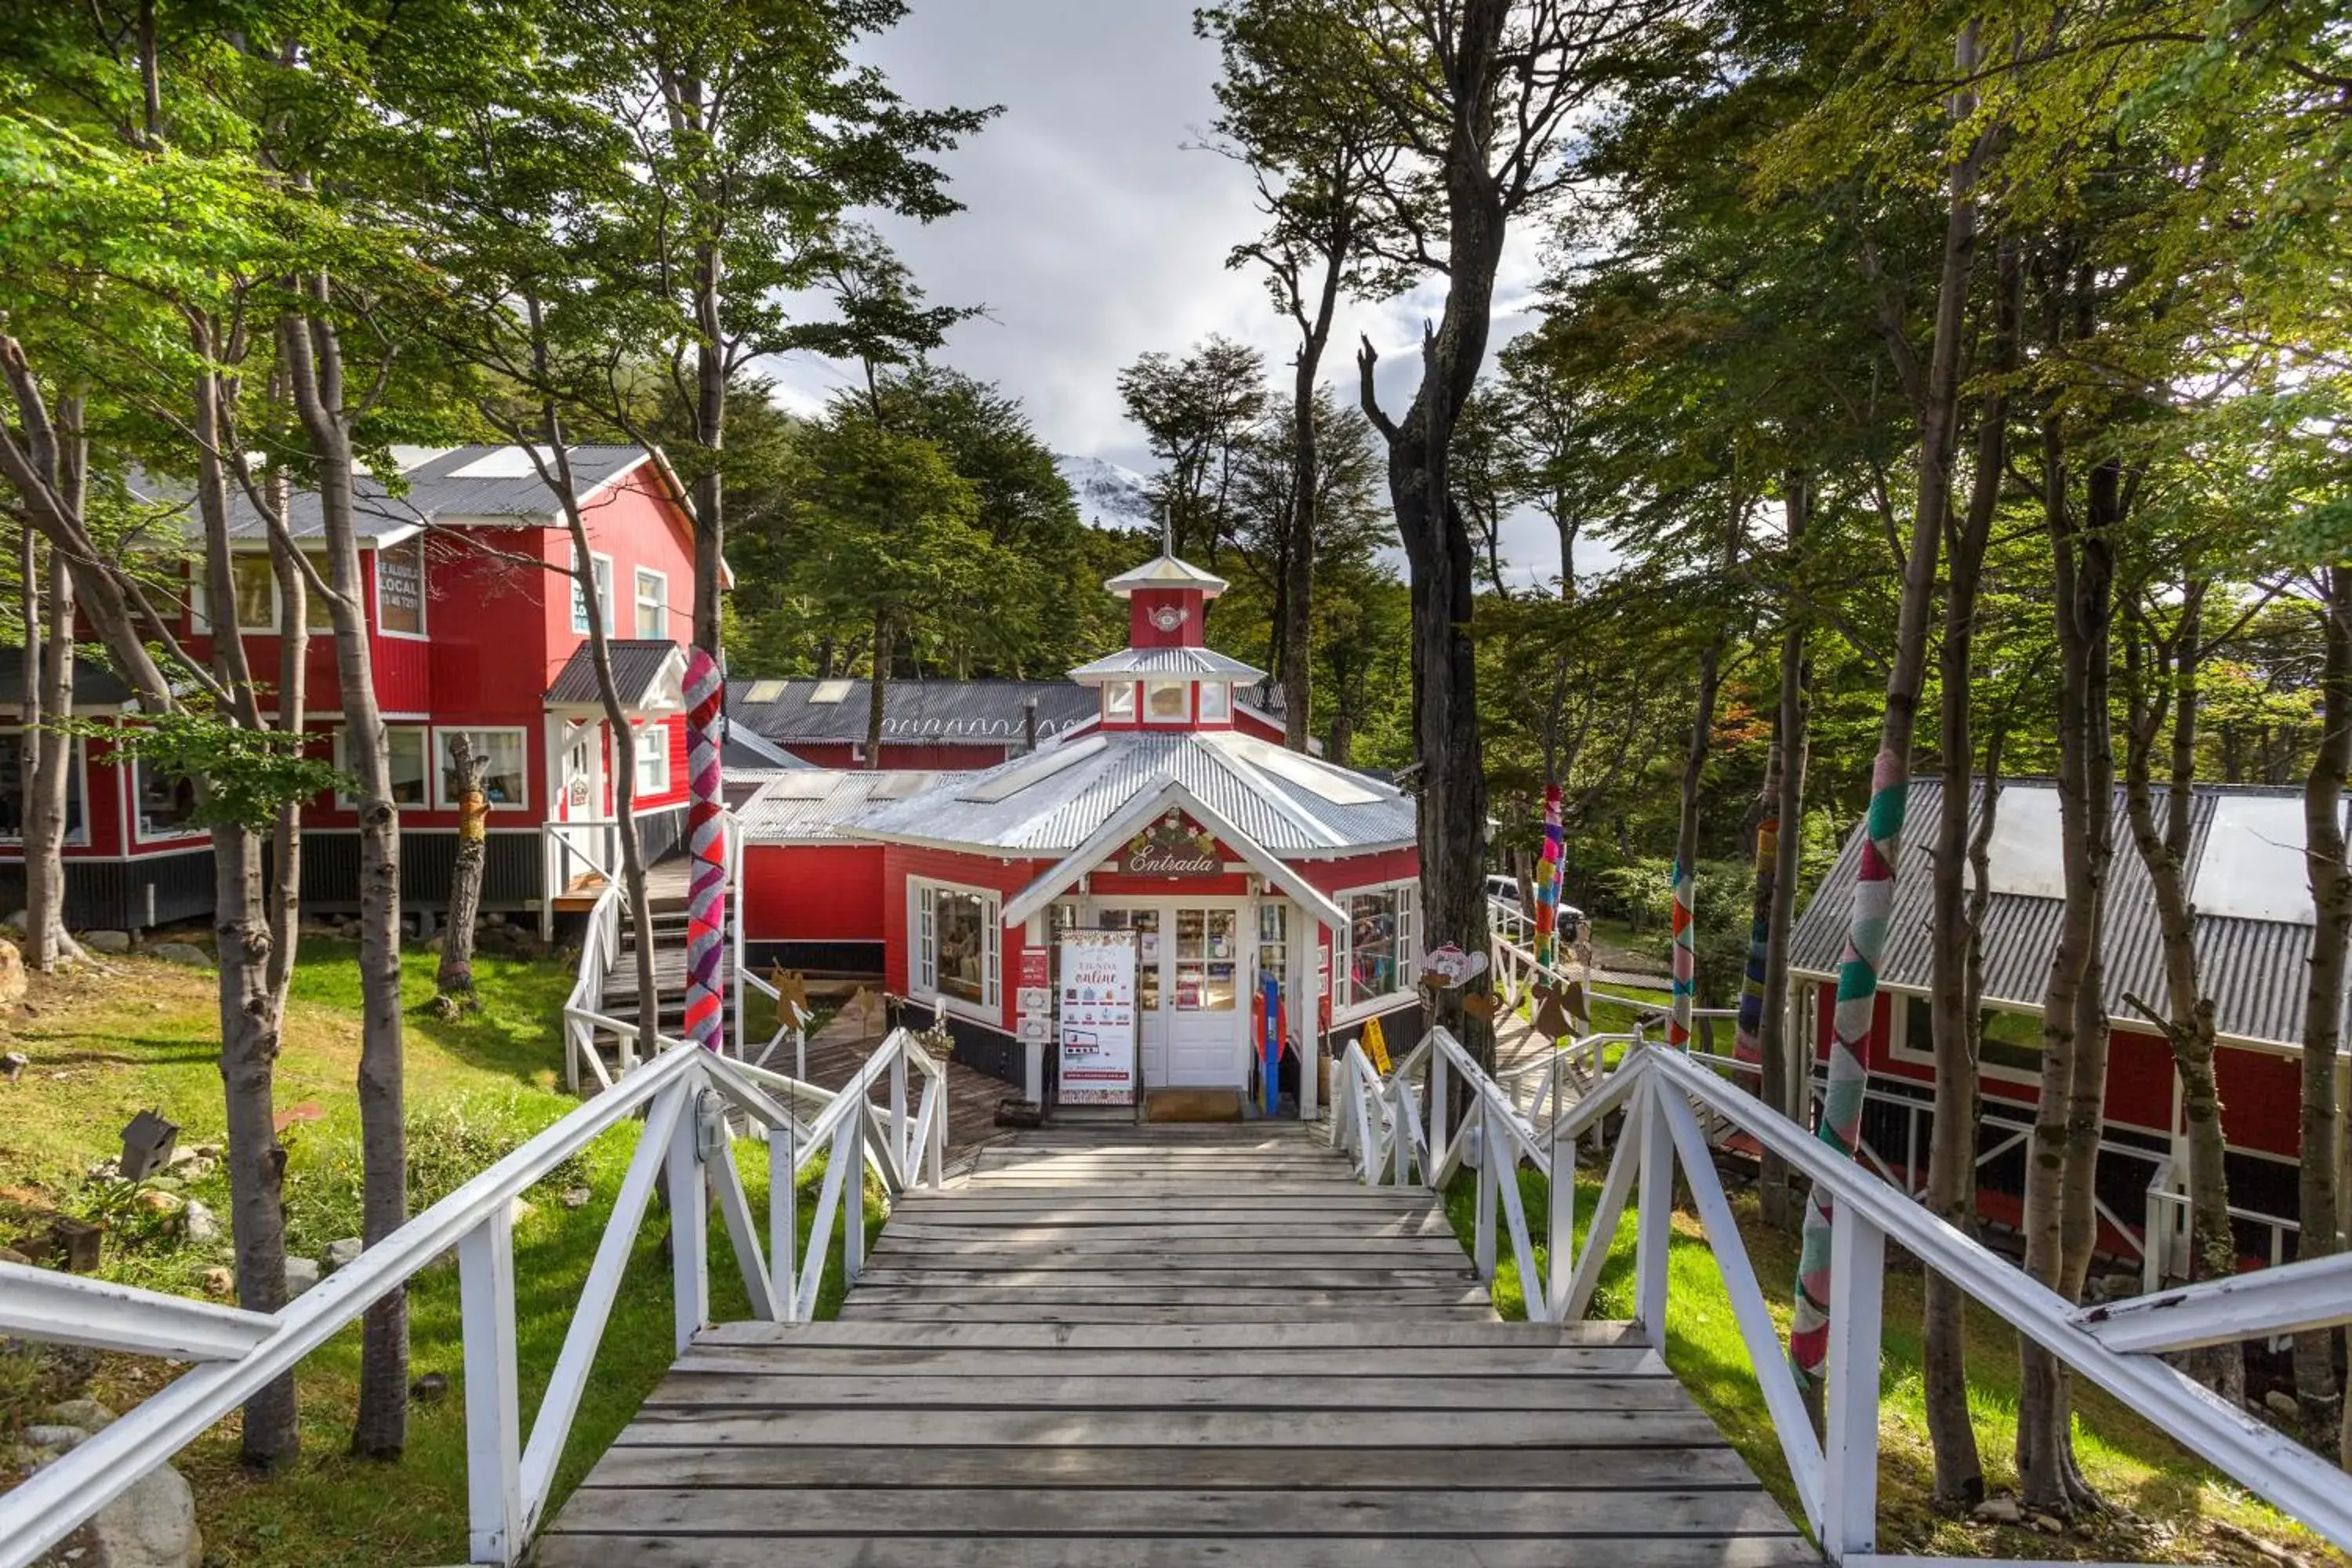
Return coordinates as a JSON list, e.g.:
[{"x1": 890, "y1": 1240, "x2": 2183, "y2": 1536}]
[
  {"x1": 1530, "y1": 987, "x2": 1575, "y2": 1042},
  {"x1": 768, "y1": 964, "x2": 813, "y2": 1029},
  {"x1": 1563, "y1": 978, "x2": 1589, "y2": 1030},
  {"x1": 1461, "y1": 992, "x2": 1499, "y2": 1023}
]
